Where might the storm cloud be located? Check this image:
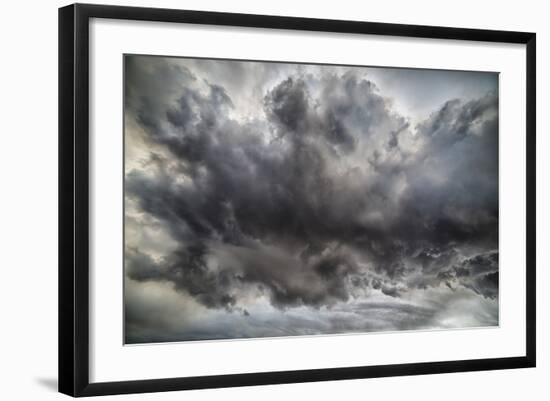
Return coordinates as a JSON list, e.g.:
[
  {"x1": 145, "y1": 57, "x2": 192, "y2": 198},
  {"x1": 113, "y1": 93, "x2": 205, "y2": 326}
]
[{"x1": 124, "y1": 55, "x2": 499, "y2": 343}]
